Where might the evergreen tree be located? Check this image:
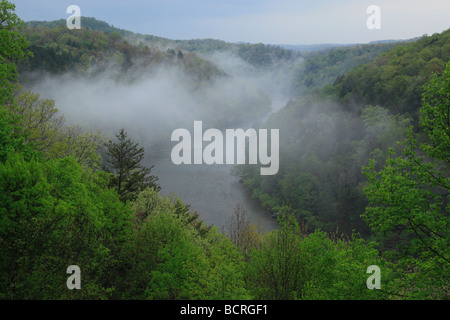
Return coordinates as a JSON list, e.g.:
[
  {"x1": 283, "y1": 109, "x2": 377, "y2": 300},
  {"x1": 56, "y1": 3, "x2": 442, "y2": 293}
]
[{"x1": 105, "y1": 128, "x2": 159, "y2": 202}]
